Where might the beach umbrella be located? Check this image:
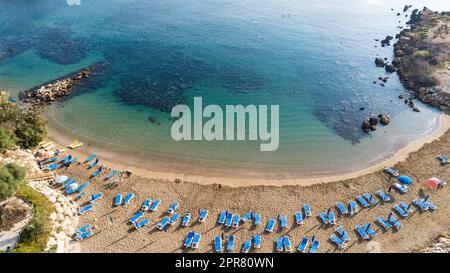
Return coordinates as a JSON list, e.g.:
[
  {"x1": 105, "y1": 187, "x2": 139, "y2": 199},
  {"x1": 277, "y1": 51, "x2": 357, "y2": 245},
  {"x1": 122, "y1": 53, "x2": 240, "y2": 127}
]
[
  {"x1": 55, "y1": 175, "x2": 69, "y2": 185},
  {"x1": 398, "y1": 175, "x2": 413, "y2": 185},
  {"x1": 426, "y1": 177, "x2": 441, "y2": 189}
]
